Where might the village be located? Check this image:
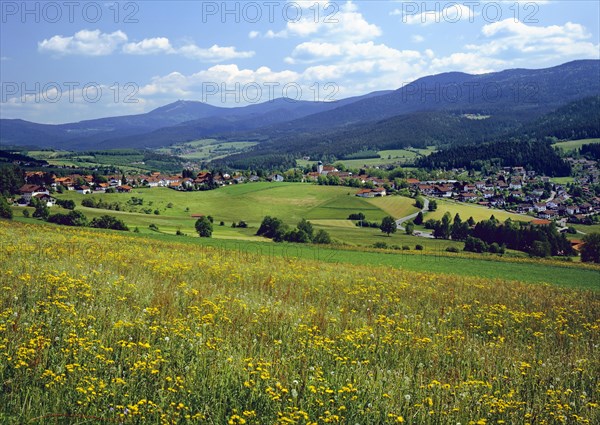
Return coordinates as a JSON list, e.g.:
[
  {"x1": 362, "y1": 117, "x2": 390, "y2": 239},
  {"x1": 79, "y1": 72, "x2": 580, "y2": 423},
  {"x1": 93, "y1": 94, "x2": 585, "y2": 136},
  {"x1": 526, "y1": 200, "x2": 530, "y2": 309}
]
[{"x1": 12, "y1": 156, "x2": 600, "y2": 227}]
